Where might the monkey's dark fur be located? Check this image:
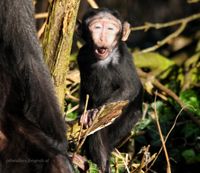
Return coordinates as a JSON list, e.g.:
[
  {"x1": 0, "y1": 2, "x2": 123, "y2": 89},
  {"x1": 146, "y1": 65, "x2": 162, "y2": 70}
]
[
  {"x1": 0, "y1": 0, "x2": 73, "y2": 172},
  {"x1": 78, "y1": 8, "x2": 143, "y2": 173}
]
